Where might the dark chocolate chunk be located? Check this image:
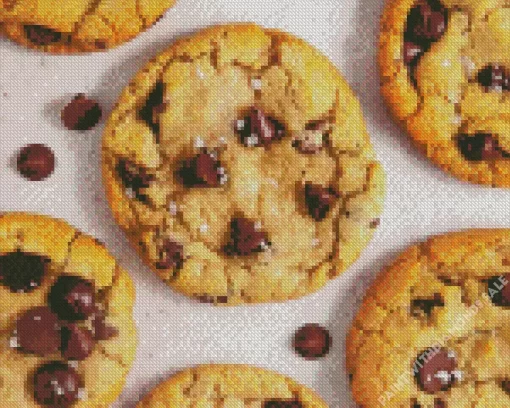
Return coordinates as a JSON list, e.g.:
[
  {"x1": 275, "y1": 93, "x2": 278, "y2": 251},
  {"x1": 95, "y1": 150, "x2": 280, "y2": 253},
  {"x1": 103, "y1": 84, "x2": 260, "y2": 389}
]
[
  {"x1": 49, "y1": 275, "x2": 96, "y2": 321},
  {"x1": 414, "y1": 348, "x2": 459, "y2": 393},
  {"x1": 61, "y1": 324, "x2": 95, "y2": 361},
  {"x1": 0, "y1": 251, "x2": 49, "y2": 293},
  {"x1": 304, "y1": 183, "x2": 339, "y2": 221},
  {"x1": 178, "y1": 152, "x2": 227, "y2": 187},
  {"x1": 488, "y1": 274, "x2": 510, "y2": 307},
  {"x1": 24, "y1": 25, "x2": 62, "y2": 46},
  {"x1": 155, "y1": 239, "x2": 184, "y2": 271},
  {"x1": 139, "y1": 81, "x2": 166, "y2": 134},
  {"x1": 236, "y1": 108, "x2": 285, "y2": 147},
  {"x1": 225, "y1": 218, "x2": 270, "y2": 256},
  {"x1": 33, "y1": 361, "x2": 81, "y2": 407},
  {"x1": 15, "y1": 307, "x2": 61, "y2": 356}
]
